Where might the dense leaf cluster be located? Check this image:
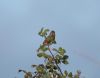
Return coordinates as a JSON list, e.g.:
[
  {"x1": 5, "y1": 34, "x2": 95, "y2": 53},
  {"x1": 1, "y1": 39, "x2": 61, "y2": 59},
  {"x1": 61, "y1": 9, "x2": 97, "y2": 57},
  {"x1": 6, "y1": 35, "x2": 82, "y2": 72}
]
[{"x1": 18, "y1": 28, "x2": 81, "y2": 78}]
